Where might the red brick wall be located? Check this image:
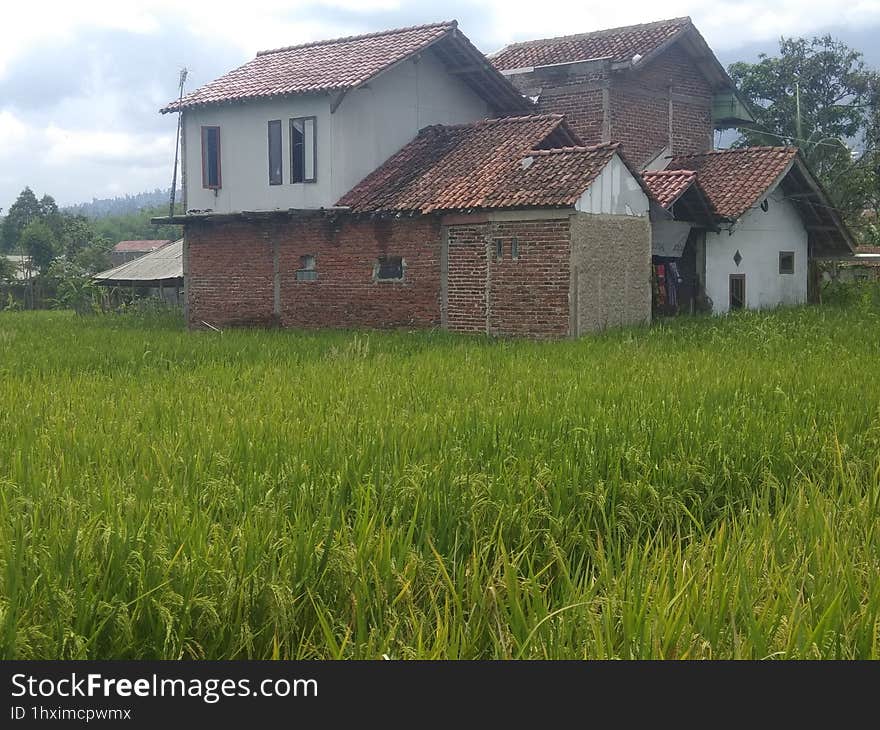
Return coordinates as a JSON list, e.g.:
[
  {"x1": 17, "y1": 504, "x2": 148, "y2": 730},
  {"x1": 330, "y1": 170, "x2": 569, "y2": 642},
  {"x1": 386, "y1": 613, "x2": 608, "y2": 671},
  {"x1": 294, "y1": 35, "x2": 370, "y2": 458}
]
[
  {"x1": 610, "y1": 45, "x2": 713, "y2": 164},
  {"x1": 446, "y1": 218, "x2": 571, "y2": 338},
  {"x1": 505, "y1": 43, "x2": 714, "y2": 166},
  {"x1": 186, "y1": 216, "x2": 442, "y2": 329},
  {"x1": 446, "y1": 225, "x2": 487, "y2": 333},
  {"x1": 187, "y1": 220, "x2": 275, "y2": 327}
]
